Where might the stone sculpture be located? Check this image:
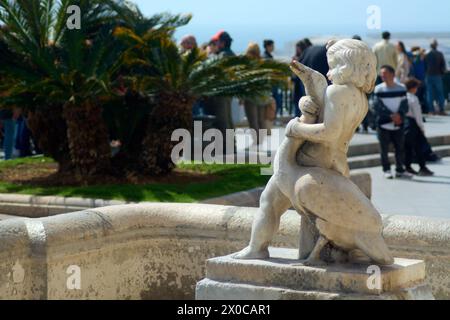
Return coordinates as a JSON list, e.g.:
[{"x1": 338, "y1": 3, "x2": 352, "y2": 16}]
[{"x1": 234, "y1": 39, "x2": 394, "y2": 266}]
